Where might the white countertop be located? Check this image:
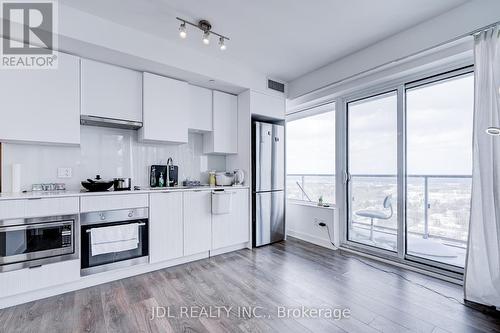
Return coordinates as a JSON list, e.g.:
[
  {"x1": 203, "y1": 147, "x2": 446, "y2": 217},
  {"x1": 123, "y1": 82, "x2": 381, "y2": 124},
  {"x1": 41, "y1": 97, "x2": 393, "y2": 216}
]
[{"x1": 0, "y1": 185, "x2": 249, "y2": 201}]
